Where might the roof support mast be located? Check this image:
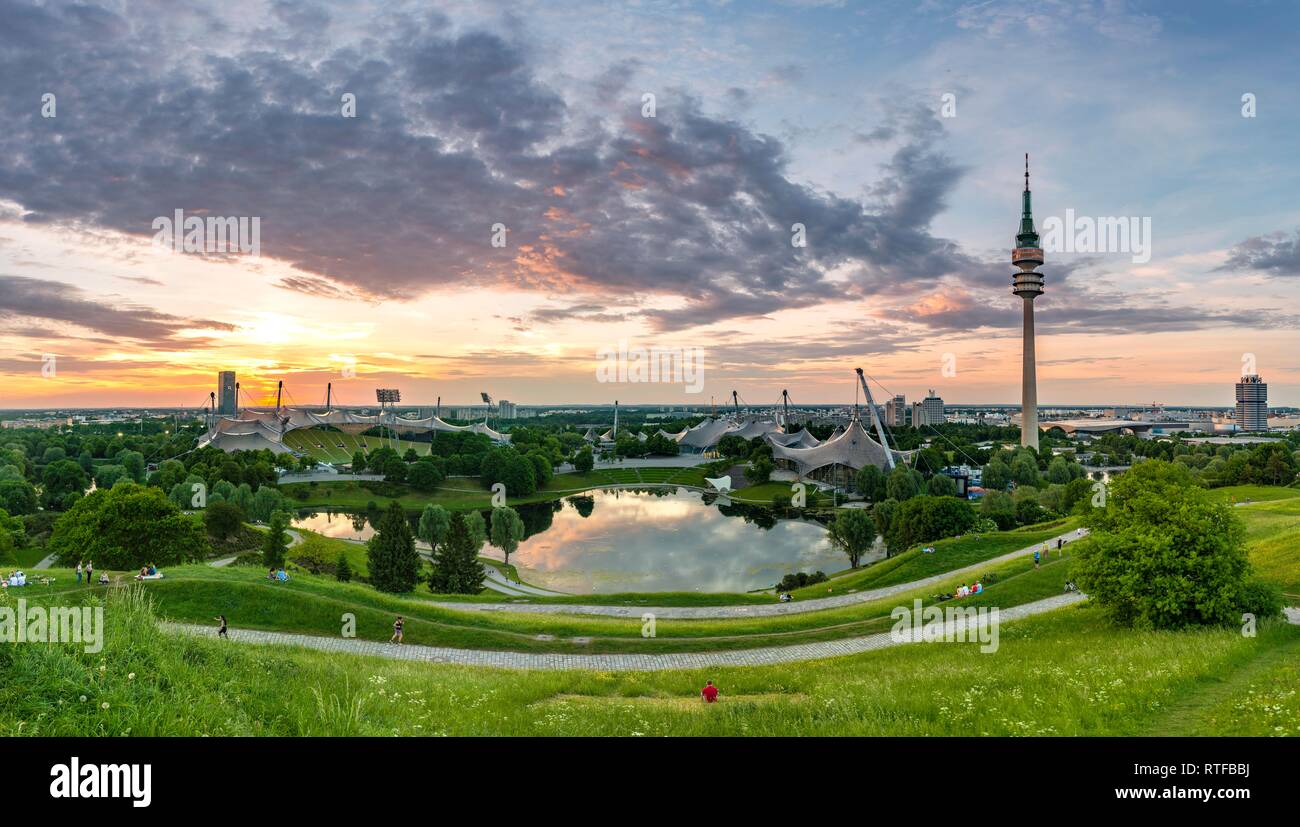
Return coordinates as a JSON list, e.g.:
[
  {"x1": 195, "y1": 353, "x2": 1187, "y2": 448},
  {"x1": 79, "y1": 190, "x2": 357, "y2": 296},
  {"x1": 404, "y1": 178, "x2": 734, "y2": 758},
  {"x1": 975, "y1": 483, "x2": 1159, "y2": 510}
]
[{"x1": 855, "y1": 368, "x2": 896, "y2": 470}]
